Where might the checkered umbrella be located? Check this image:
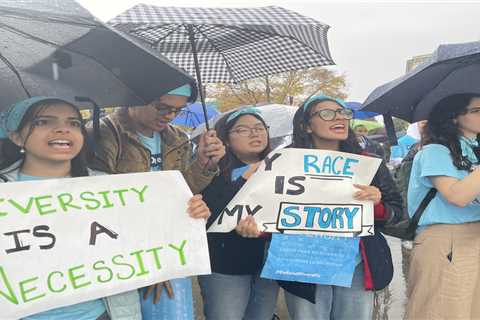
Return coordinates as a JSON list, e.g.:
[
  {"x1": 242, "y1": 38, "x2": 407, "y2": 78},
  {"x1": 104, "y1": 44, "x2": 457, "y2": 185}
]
[{"x1": 109, "y1": 5, "x2": 334, "y2": 128}]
